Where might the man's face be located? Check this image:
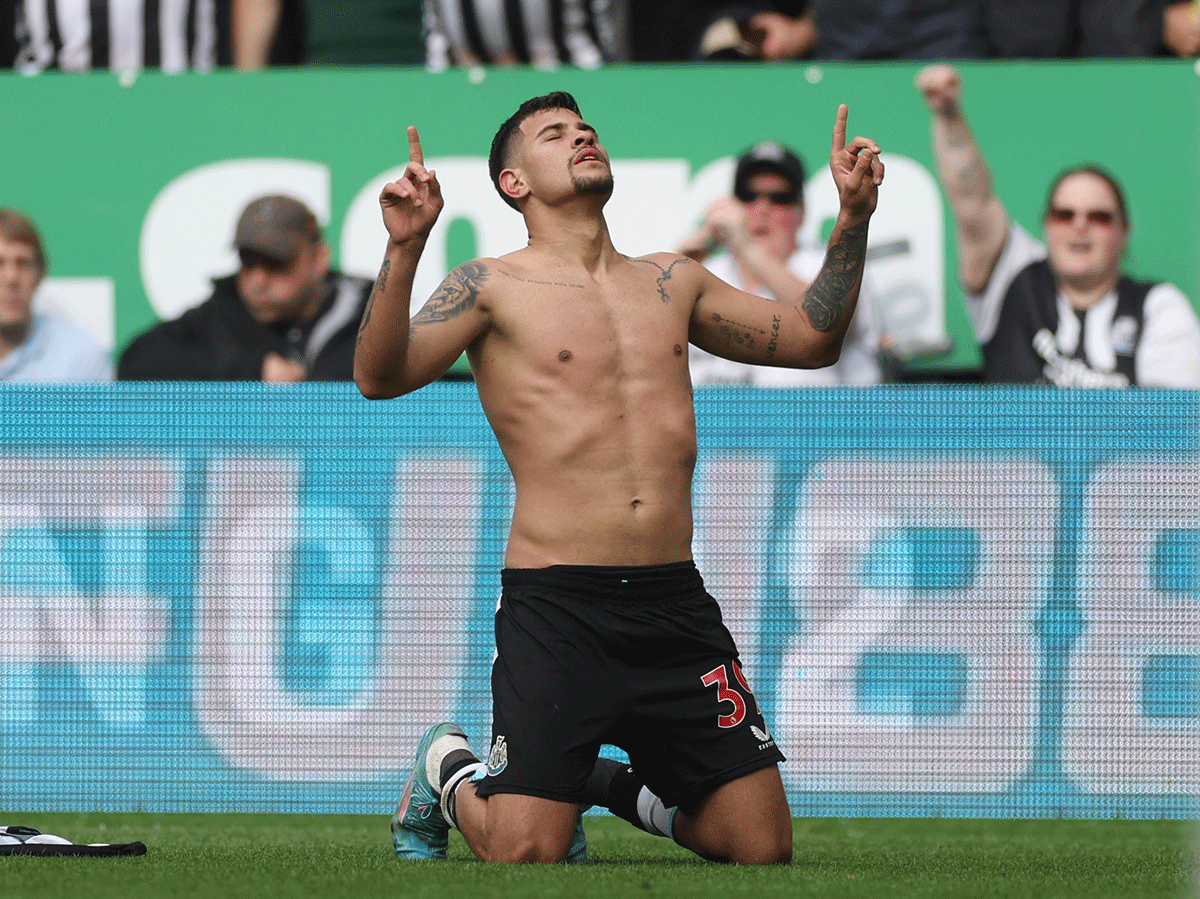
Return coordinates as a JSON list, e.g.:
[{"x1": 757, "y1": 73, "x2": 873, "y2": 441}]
[
  {"x1": 738, "y1": 170, "x2": 803, "y2": 261},
  {"x1": 510, "y1": 108, "x2": 613, "y2": 205},
  {"x1": 235, "y1": 243, "x2": 330, "y2": 326},
  {"x1": 0, "y1": 237, "x2": 42, "y2": 330},
  {"x1": 1043, "y1": 172, "x2": 1128, "y2": 291}
]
